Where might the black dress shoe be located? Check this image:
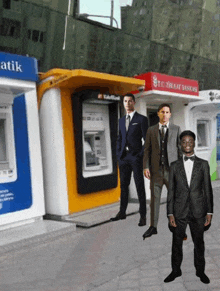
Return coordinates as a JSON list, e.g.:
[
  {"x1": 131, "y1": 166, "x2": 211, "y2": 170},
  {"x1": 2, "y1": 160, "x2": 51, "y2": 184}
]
[
  {"x1": 164, "y1": 270, "x2": 182, "y2": 283},
  {"x1": 196, "y1": 271, "x2": 210, "y2": 284},
  {"x1": 110, "y1": 212, "x2": 126, "y2": 221},
  {"x1": 183, "y1": 234, "x2": 187, "y2": 241},
  {"x1": 143, "y1": 226, "x2": 157, "y2": 240},
  {"x1": 138, "y1": 217, "x2": 146, "y2": 227}
]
